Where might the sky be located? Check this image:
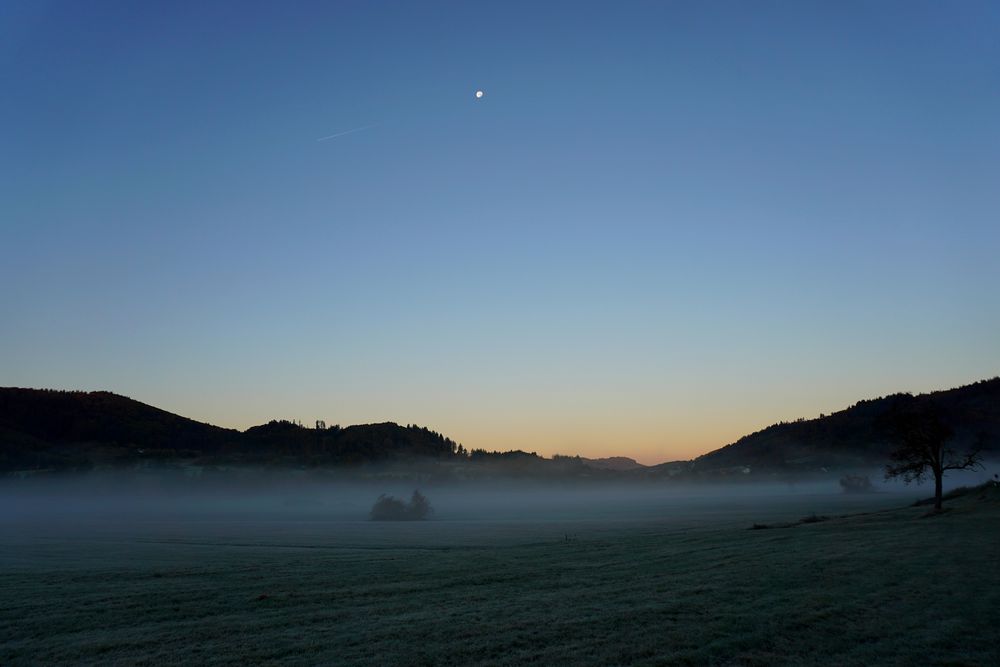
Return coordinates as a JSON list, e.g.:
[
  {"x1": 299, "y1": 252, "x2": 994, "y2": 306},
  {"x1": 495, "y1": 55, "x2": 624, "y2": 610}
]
[{"x1": 2, "y1": 1, "x2": 998, "y2": 464}]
